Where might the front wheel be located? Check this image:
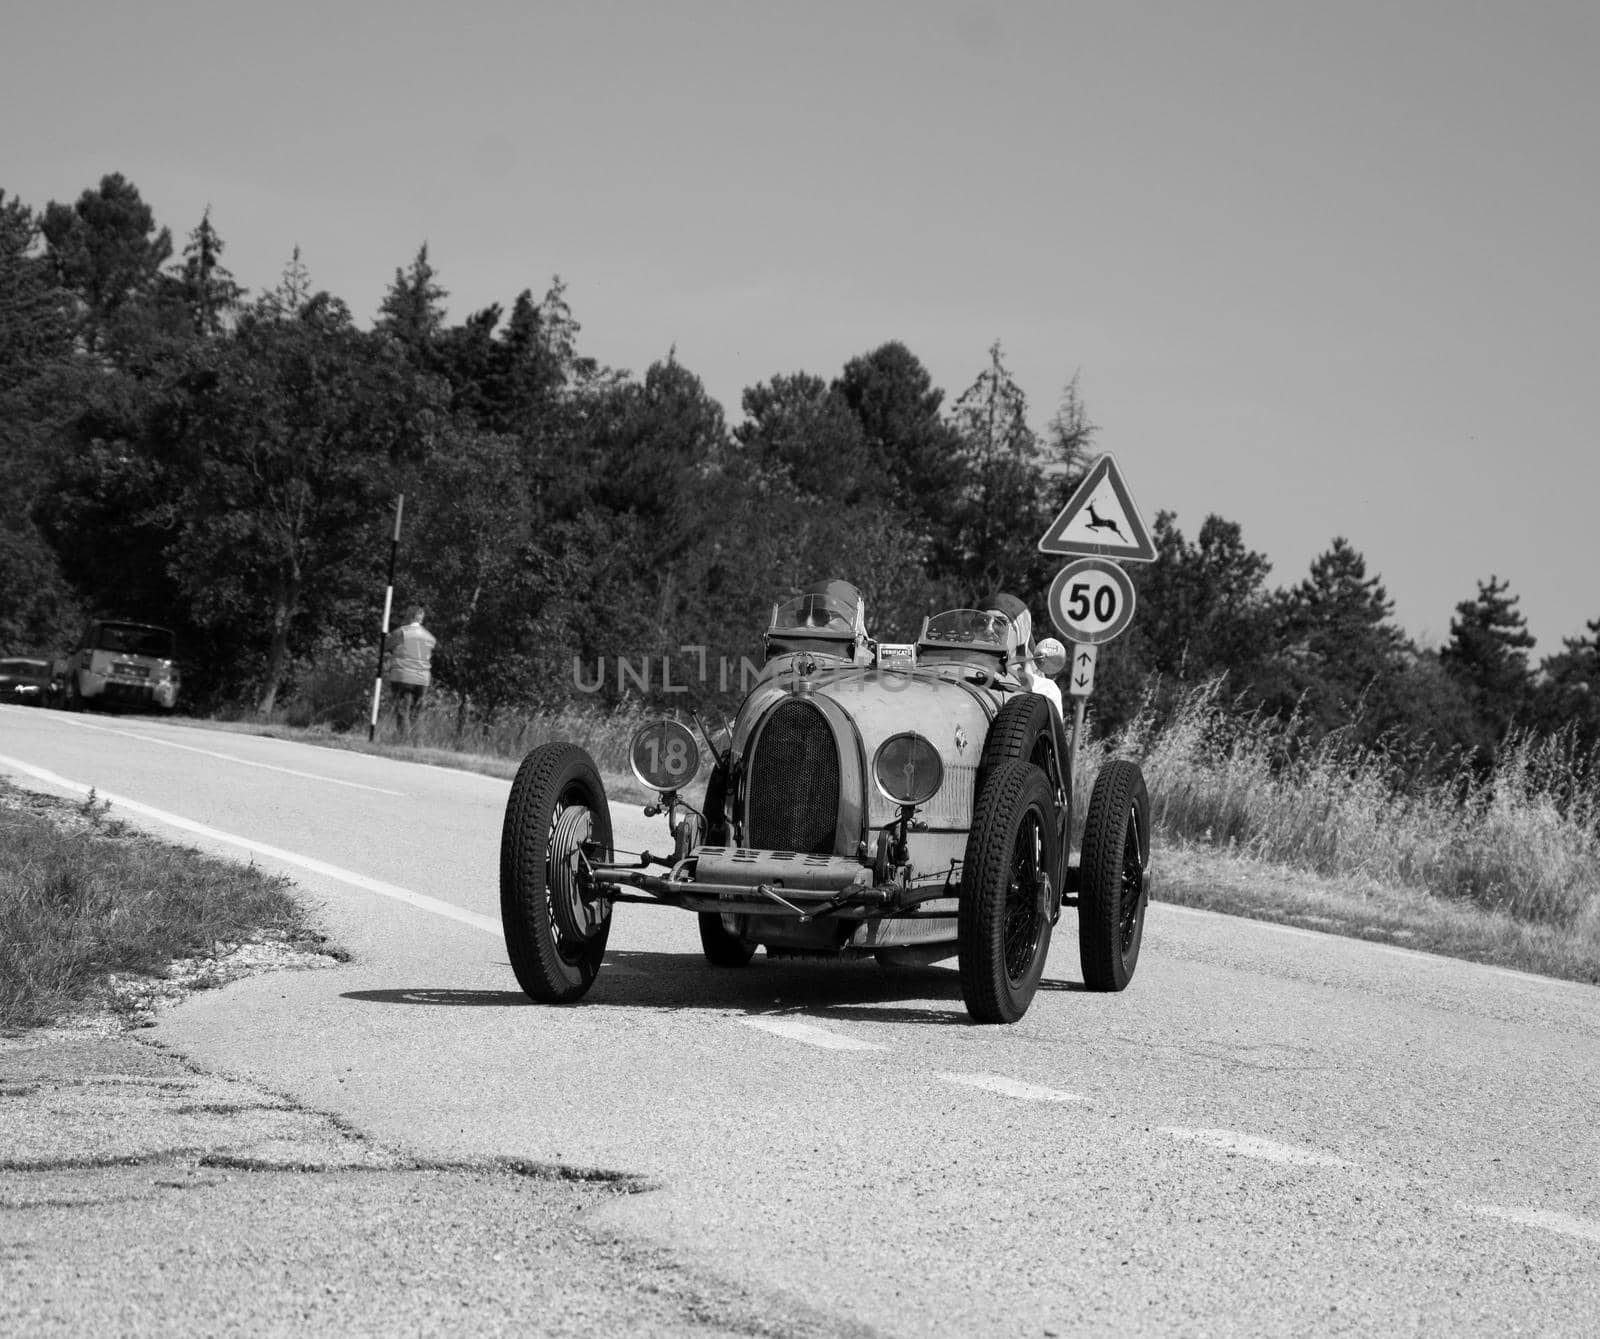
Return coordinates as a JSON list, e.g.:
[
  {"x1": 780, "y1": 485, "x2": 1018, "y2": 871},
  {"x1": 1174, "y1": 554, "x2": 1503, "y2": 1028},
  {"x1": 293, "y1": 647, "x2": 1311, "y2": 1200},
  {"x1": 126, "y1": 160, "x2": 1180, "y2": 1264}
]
[
  {"x1": 500, "y1": 743, "x2": 614, "y2": 1003},
  {"x1": 958, "y1": 760, "x2": 1062, "y2": 1024},
  {"x1": 1077, "y1": 759, "x2": 1151, "y2": 991}
]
